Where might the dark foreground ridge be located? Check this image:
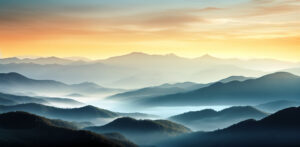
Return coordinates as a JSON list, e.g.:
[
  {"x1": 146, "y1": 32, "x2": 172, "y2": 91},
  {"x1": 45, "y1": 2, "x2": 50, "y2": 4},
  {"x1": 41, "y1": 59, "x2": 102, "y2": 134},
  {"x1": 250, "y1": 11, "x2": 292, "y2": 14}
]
[
  {"x1": 159, "y1": 106, "x2": 300, "y2": 147},
  {"x1": 0, "y1": 111, "x2": 137, "y2": 147},
  {"x1": 86, "y1": 117, "x2": 191, "y2": 145}
]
